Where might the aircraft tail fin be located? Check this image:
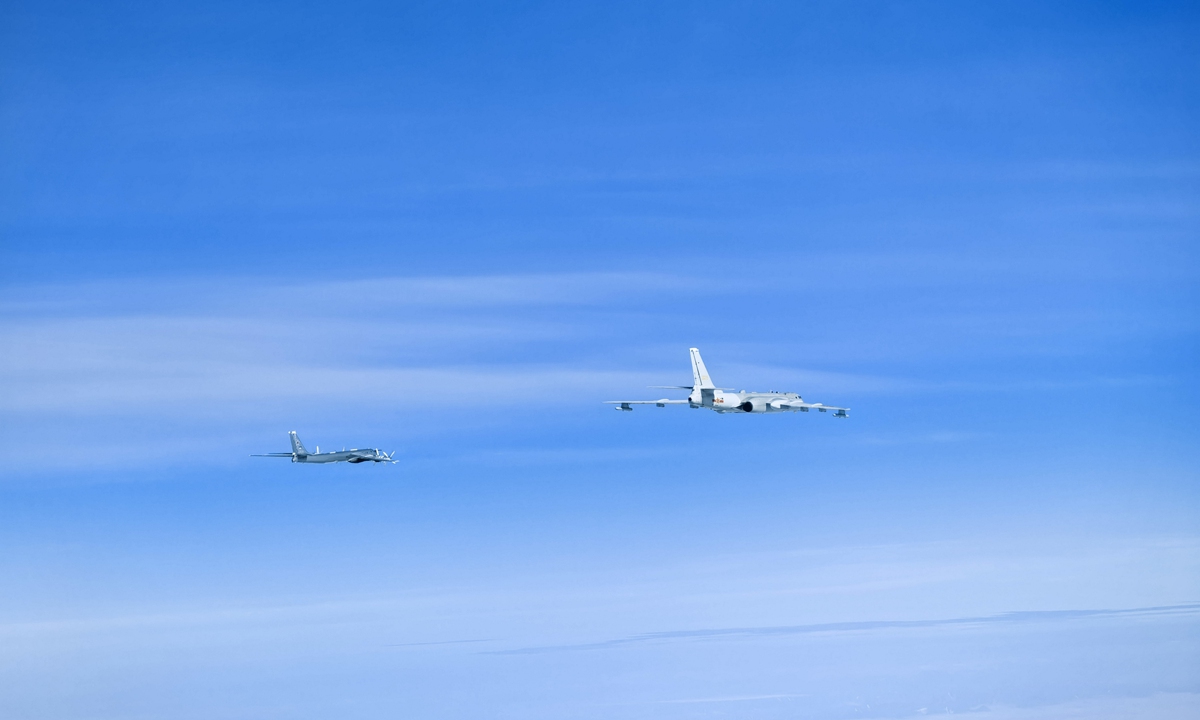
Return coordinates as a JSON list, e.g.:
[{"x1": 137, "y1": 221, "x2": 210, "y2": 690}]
[
  {"x1": 690, "y1": 348, "x2": 715, "y2": 390},
  {"x1": 289, "y1": 431, "x2": 309, "y2": 456}
]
